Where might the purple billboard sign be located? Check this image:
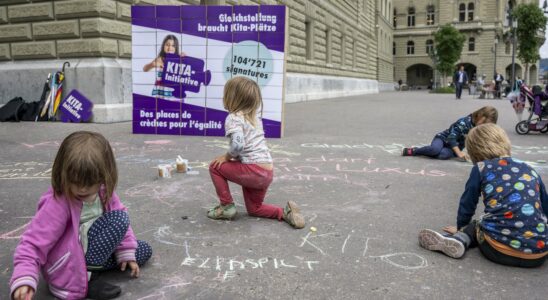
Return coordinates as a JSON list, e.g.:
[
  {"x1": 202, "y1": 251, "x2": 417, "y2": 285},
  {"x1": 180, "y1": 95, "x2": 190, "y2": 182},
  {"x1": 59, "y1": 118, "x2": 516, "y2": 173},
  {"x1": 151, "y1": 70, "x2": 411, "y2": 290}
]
[
  {"x1": 59, "y1": 90, "x2": 93, "y2": 123},
  {"x1": 132, "y1": 5, "x2": 286, "y2": 137}
]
